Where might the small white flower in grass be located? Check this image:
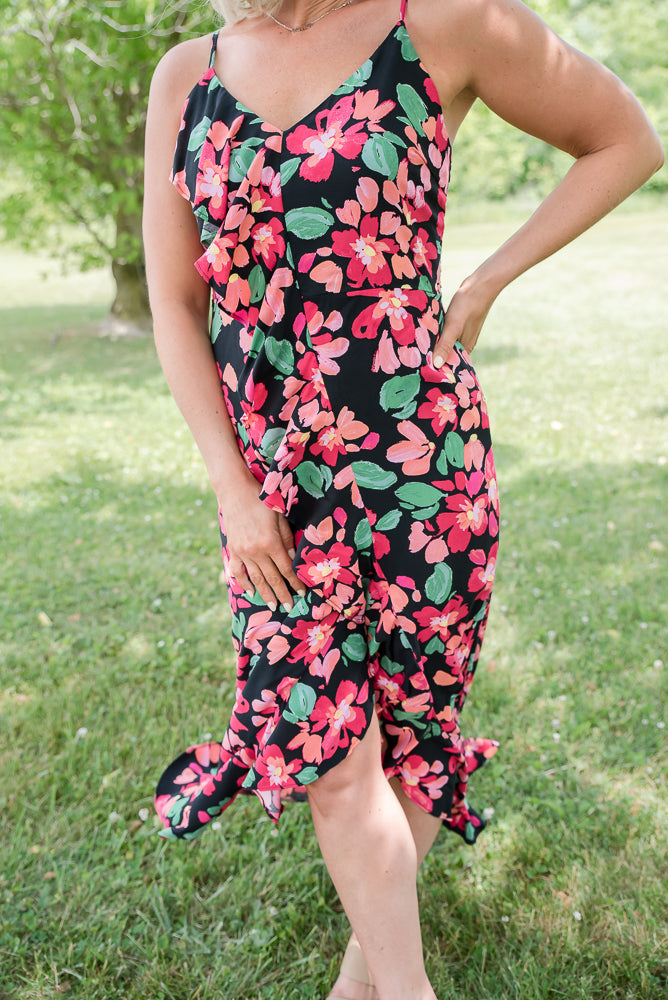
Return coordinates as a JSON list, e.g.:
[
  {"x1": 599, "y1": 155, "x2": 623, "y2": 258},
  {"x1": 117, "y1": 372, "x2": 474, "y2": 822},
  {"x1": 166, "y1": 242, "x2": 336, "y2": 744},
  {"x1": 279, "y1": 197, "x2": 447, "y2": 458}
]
[
  {"x1": 109, "y1": 811, "x2": 122, "y2": 823},
  {"x1": 152, "y1": 598, "x2": 162, "y2": 608},
  {"x1": 573, "y1": 910, "x2": 583, "y2": 921},
  {"x1": 138, "y1": 808, "x2": 150, "y2": 822},
  {"x1": 176, "y1": 637, "x2": 185, "y2": 645},
  {"x1": 657, "y1": 722, "x2": 665, "y2": 729},
  {"x1": 157, "y1": 640, "x2": 165, "y2": 648},
  {"x1": 641, "y1": 719, "x2": 649, "y2": 725},
  {"x1": 653, "y1": 660, "x2": 663, "y2": 669},
  {"x1": 482, "y1": 807, "x2": 495, "y2": 821},
  {"x1": 553, "y1": 732, "x2": 561, "y2": 743},
  {"x1": 501, "y1": 915, "x2": 510, "y2": 923},
  {"x1": 211, "y1": 822, "x2": 222, "y2": 831},
  {"x1": 75, "y1": 727, "x2": 88, "y2": 740},
  {"x1": 144, "y1": 514, "x2": 152, "y2": 522},
  {"x1": 639, "y1": 622, "x2": 648, "y2": 630},
  {"x1": 581, "y1": 615, "x2": 589, "y2": 624},
  {"x1": 547, "y1": 630, "x2": 557, "y2": 642},
  {"x1": 551, "y1": 718, "x2": 560, "y2": 729}
]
